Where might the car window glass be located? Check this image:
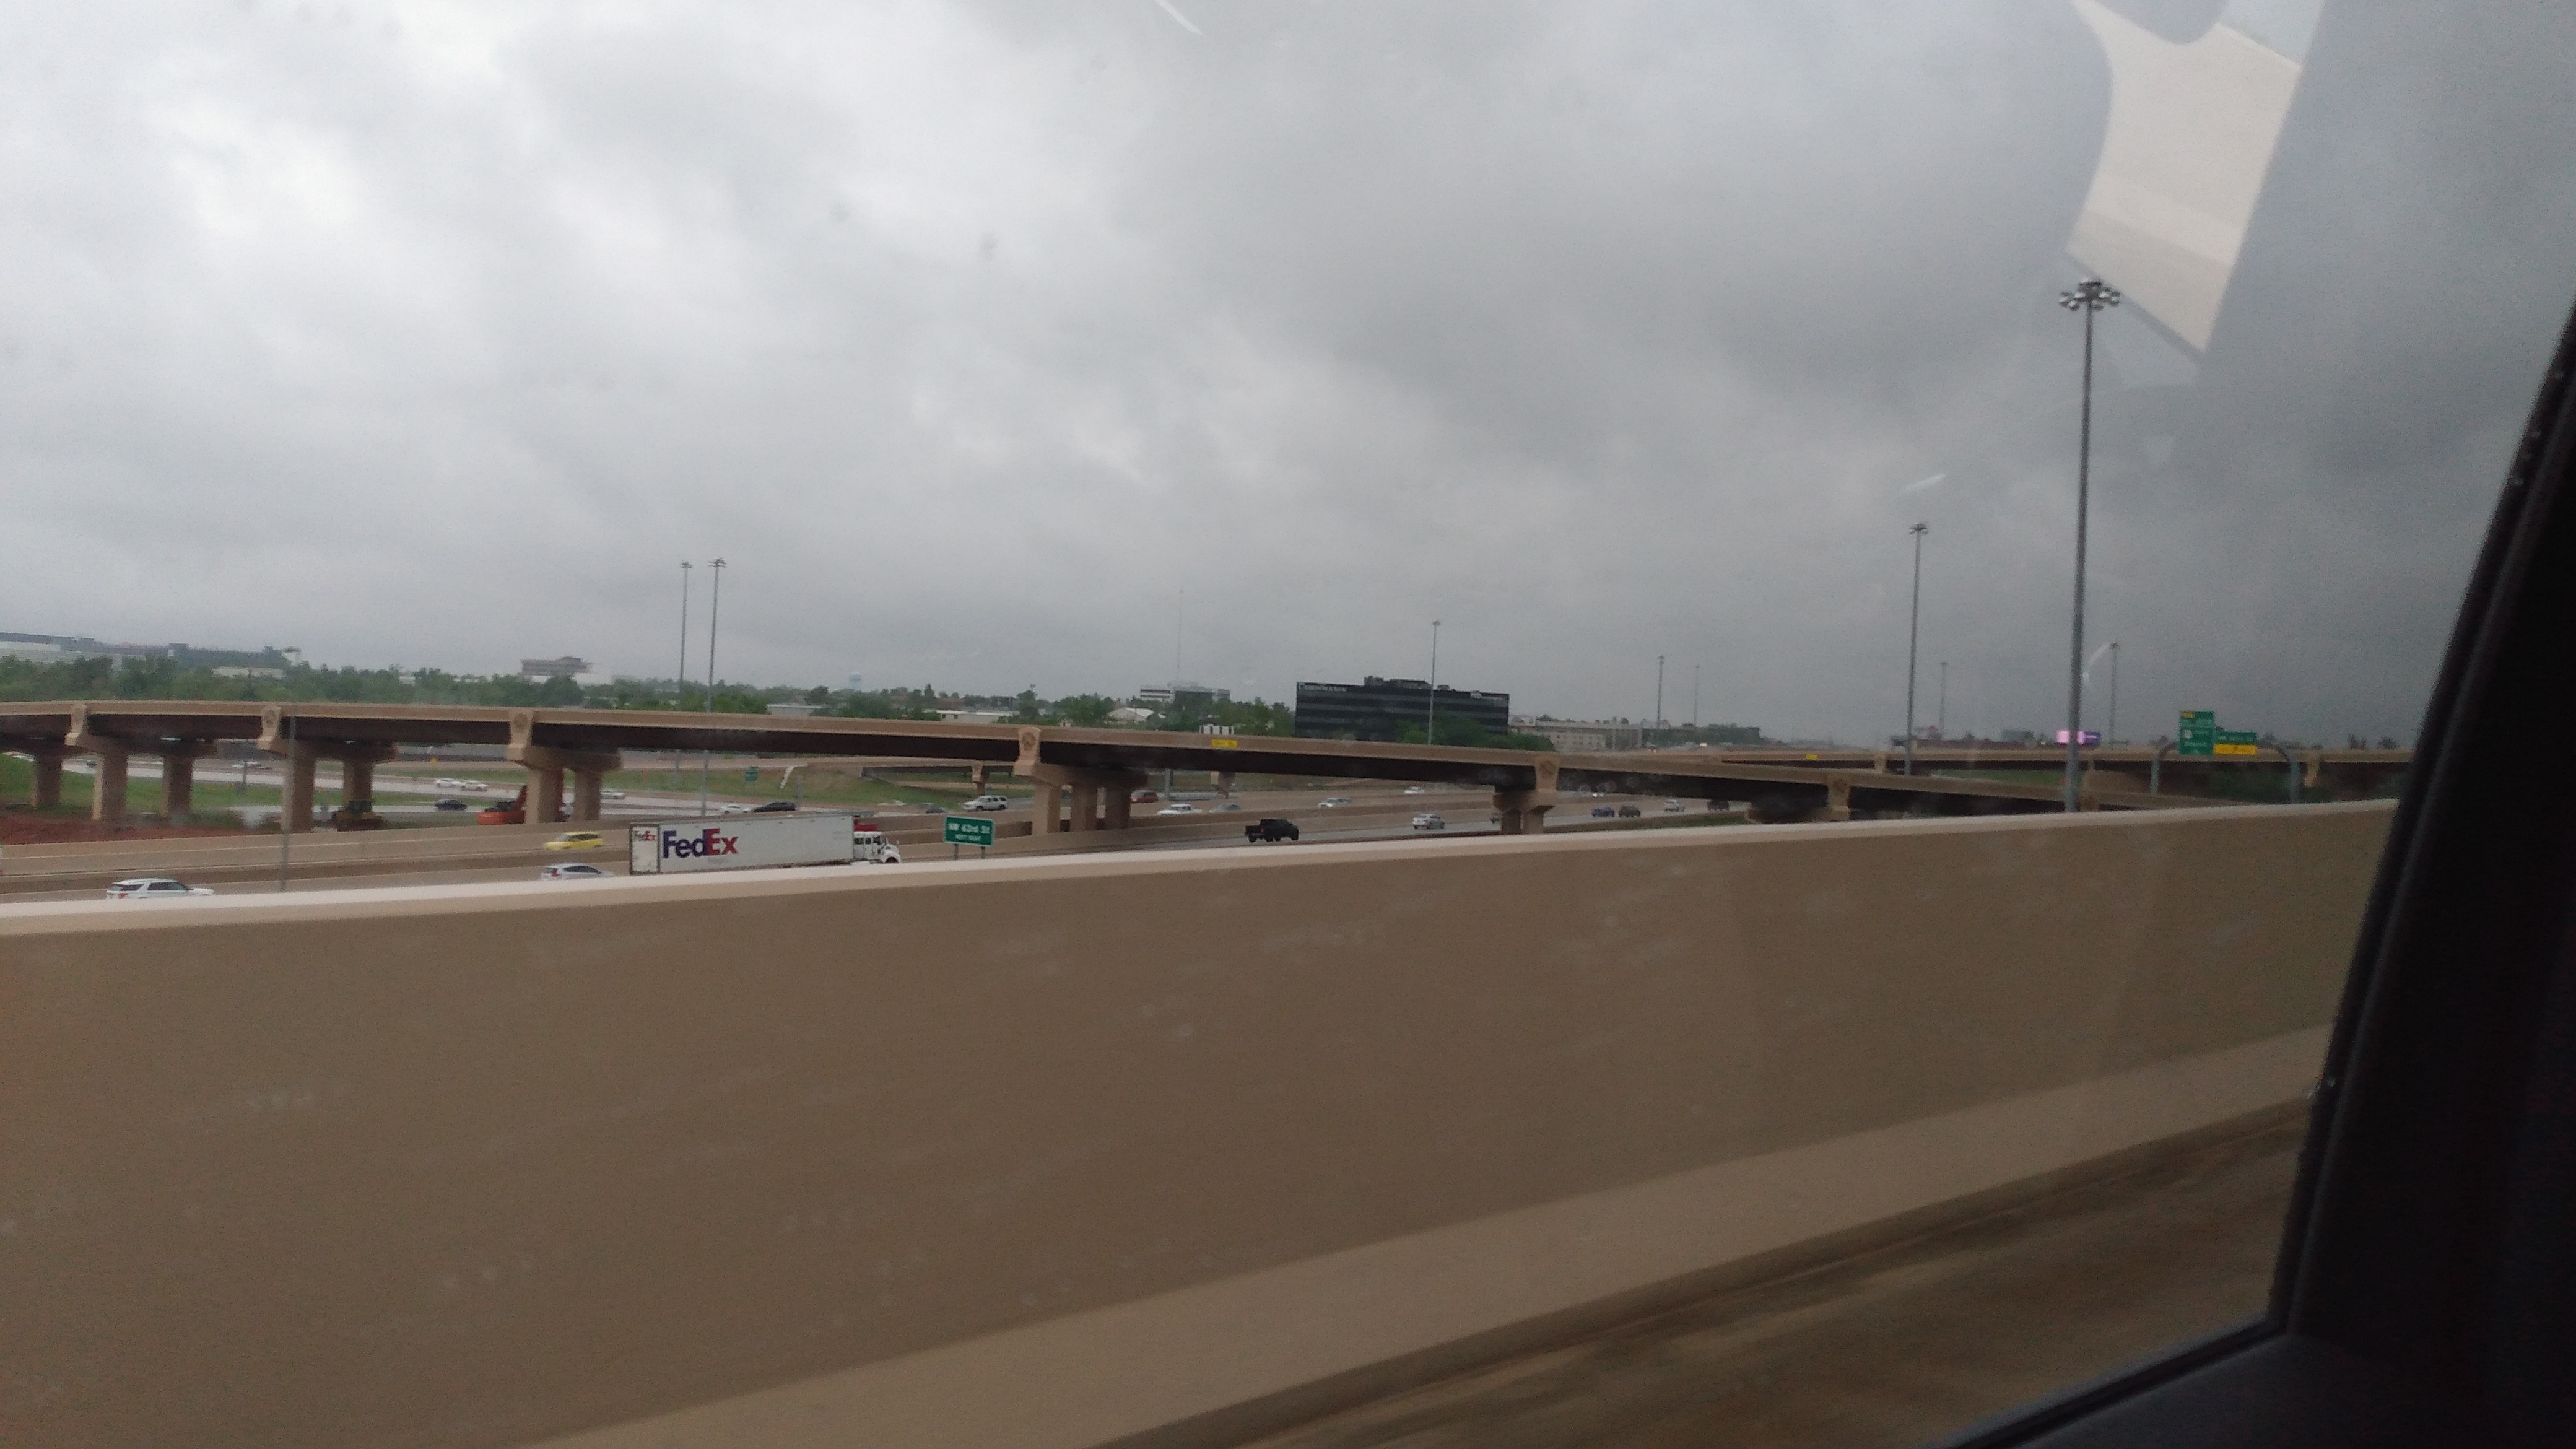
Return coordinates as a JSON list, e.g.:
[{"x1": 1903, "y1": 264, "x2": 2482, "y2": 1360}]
[{"x1": 7, "y1": 2, "x2": 2574, "y2": 1446}]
